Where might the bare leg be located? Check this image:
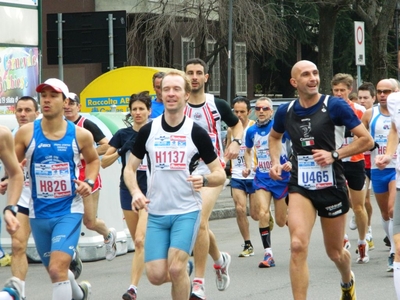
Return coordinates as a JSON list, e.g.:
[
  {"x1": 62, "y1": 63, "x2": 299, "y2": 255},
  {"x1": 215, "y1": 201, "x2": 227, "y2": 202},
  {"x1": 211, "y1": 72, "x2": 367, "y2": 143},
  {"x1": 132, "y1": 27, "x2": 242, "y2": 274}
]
[{"x1": 83, "y1": 190, "x2": 109, "y2": 239}]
